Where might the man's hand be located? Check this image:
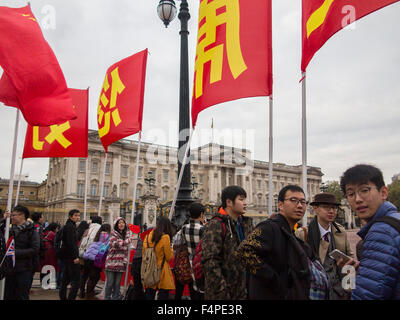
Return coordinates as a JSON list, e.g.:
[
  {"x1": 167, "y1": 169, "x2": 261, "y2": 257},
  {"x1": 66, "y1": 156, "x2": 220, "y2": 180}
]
[
  {"x1": 337, "y1": 257, "x2": 360, "y2": 272},
  {"x1": 3, "y1": 210, "x2": 10, "y2": 219},
  {"x1": 73, "y1": 258, "x2": 80, "y2": 264}
]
